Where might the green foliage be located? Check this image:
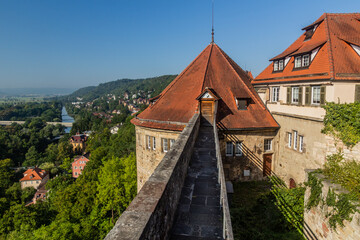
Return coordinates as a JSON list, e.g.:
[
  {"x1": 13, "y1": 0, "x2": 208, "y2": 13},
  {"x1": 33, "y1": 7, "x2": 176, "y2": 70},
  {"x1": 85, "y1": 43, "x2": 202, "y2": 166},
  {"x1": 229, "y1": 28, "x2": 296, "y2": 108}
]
[
  {"x1": 270, "y1": 177, "x2": 305, "y2": 234},
  {"x1": 304, "y1": 172, "x2": 323, "y2": 209},
  {"x1": 322, "y1": 102, "x2": 360, "y2": 147},
  {"x1": 0, "y1": 101, "x2": 62, "y2": 122},
  {"x1": 323, "y1": 153, "x2": 360, "y2": 199},
  {"x1": 304, "y1": 155, "x2": 360, "y2": 229},
  {"x1": 63, "y1": 75, "x2": 177, "y2": 102},
  {"x1": 230, "y1": 181, "x2": 305, "y2": 240}
]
